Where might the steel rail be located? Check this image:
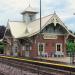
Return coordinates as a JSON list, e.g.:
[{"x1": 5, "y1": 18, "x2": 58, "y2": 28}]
[{"x1": 0, "y1": 56, "x2": 75, "y2": 75}]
